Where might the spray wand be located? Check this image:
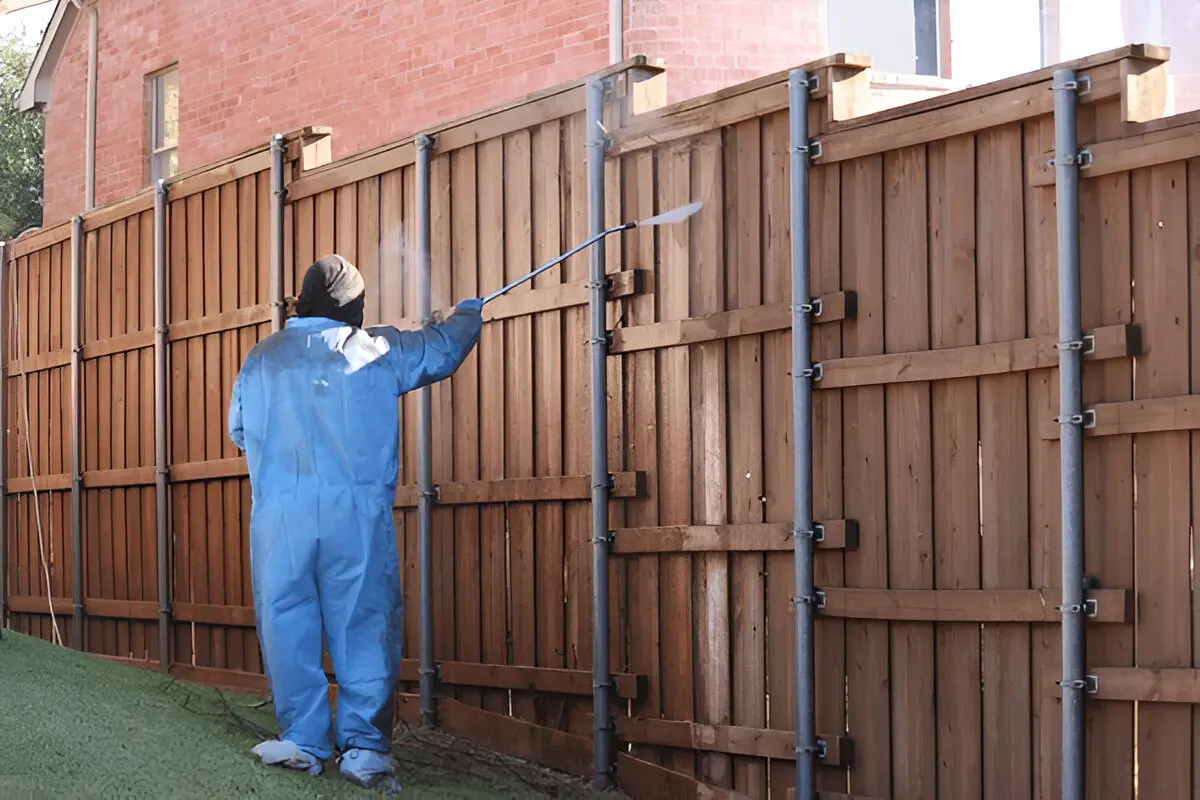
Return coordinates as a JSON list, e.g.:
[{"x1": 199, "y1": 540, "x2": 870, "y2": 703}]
[{"x1": 480, "y1": 200, "x2": 703, "y2": 305}]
